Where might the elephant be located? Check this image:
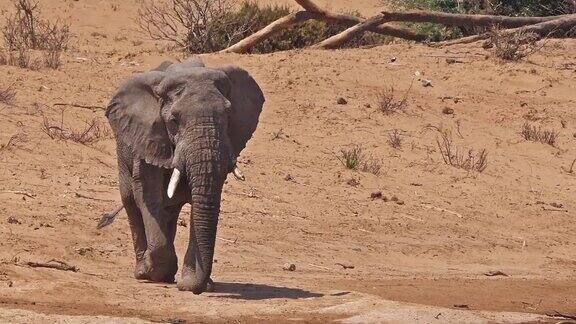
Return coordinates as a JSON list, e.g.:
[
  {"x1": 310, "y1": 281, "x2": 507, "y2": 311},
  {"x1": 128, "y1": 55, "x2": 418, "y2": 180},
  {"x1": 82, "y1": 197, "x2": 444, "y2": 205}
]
[{"x1": 104, "y1": 57, "x2": 265, "y2": 294}]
